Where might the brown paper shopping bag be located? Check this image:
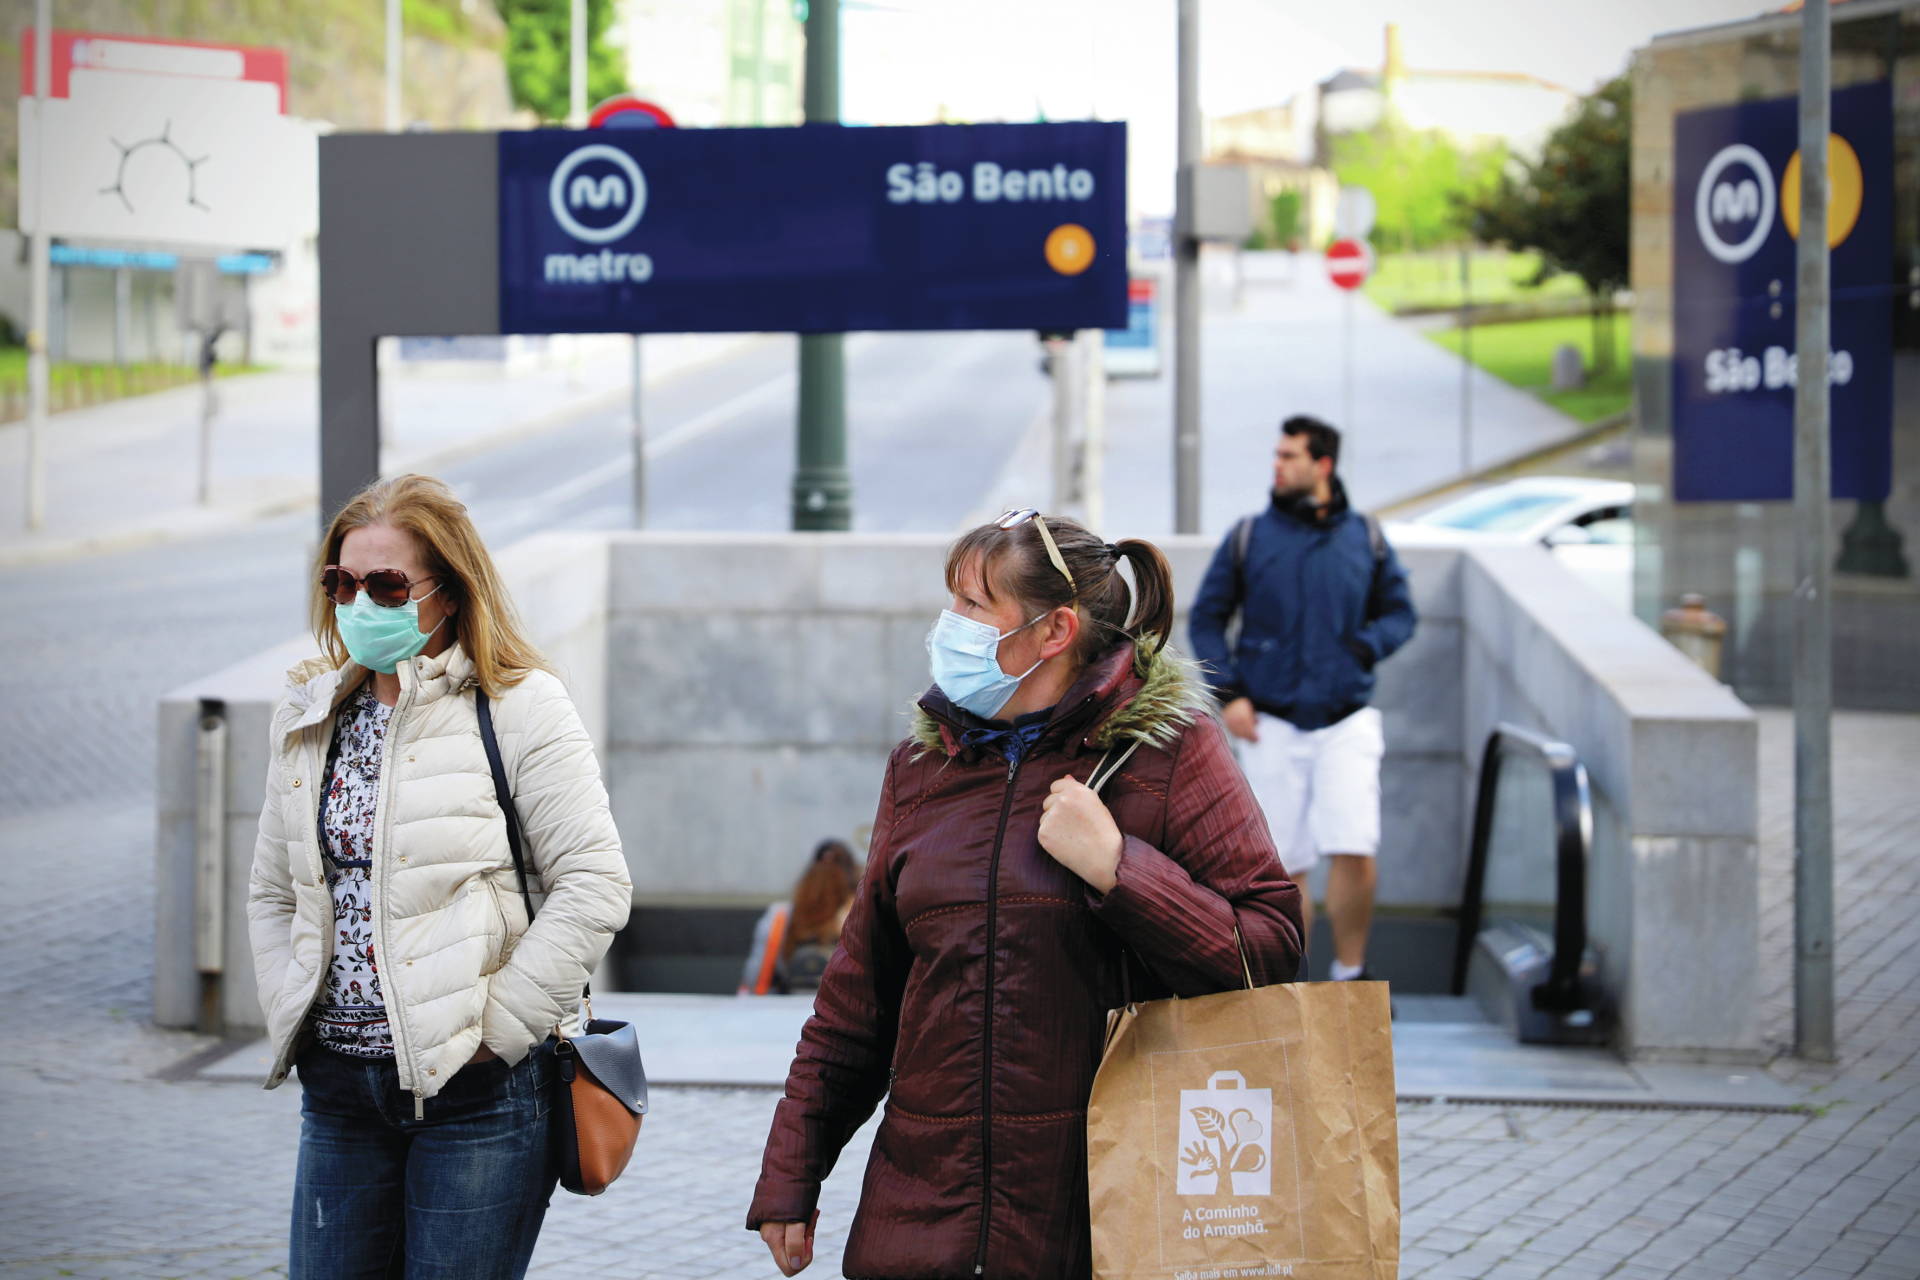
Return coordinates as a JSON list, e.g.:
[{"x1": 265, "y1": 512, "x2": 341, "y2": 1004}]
[{"x1": 1087, "y1": 977, "x2": 1399, "y2": 1280}]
